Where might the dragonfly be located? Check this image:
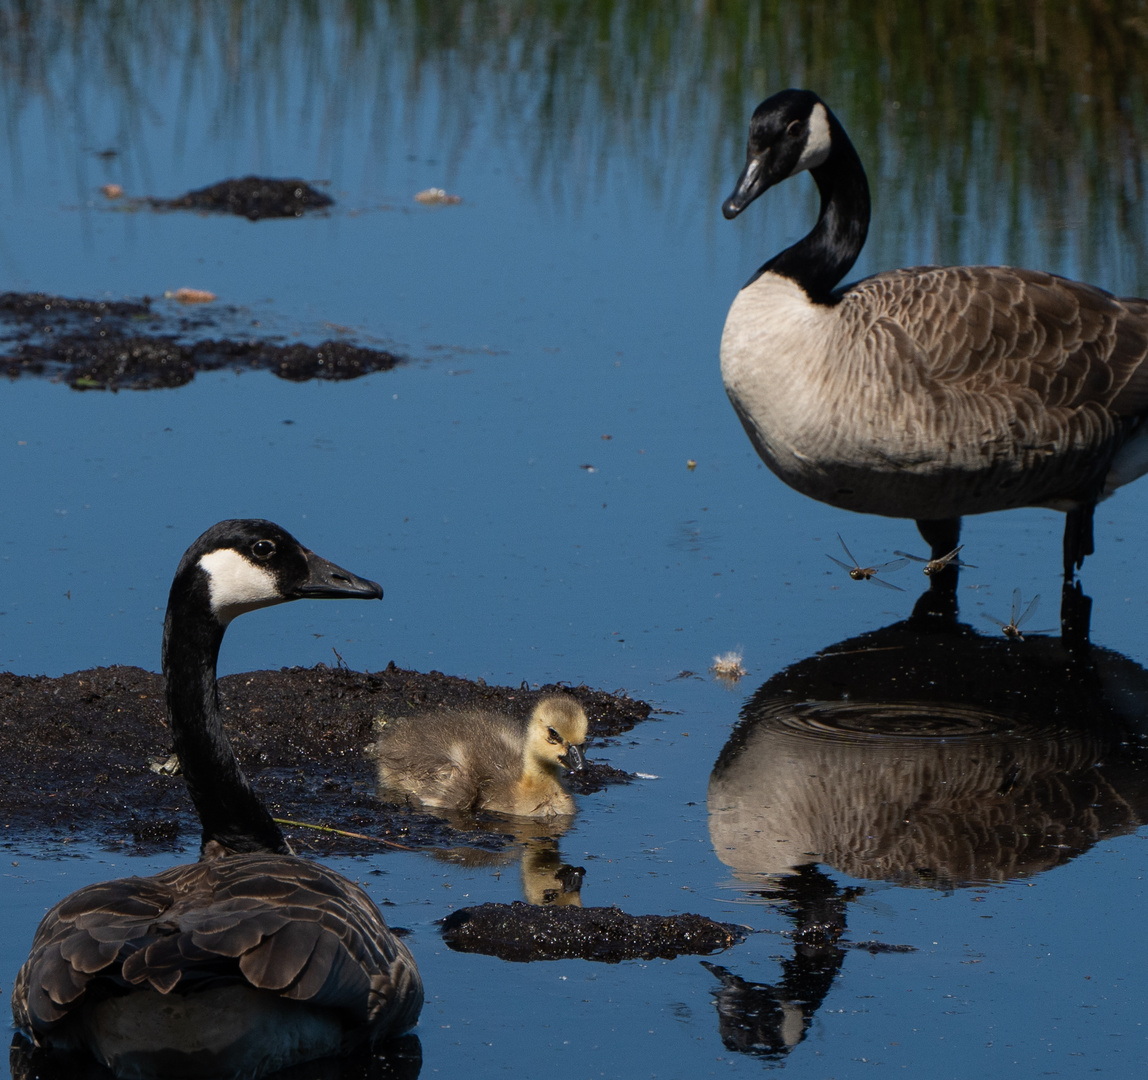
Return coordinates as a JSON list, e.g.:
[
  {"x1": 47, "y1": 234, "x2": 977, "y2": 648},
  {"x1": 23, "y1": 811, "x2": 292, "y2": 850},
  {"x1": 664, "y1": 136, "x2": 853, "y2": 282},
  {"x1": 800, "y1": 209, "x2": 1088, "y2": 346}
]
[
  {"x1": 827, "y1": 535, "x2": 909, "y2": 591},
  {"x1": 981, "y1": 588, "x2": 1041, "y2": 639},
  {"x1": 893, "y1": 544, "x2": 976, "y2": 576}
]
